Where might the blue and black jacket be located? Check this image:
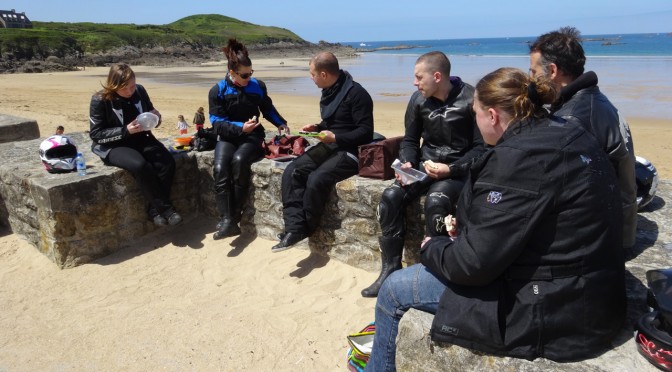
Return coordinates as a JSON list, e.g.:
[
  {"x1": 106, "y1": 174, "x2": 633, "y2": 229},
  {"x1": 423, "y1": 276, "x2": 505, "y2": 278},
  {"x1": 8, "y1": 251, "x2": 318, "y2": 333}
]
[{"x1": 208, "y1": 74, "x2": 286, "y2": 140}]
